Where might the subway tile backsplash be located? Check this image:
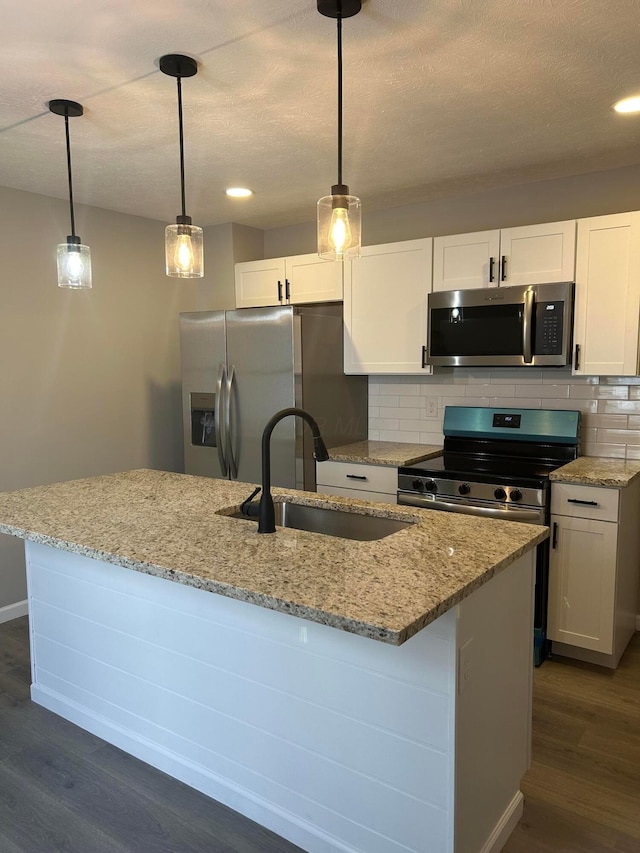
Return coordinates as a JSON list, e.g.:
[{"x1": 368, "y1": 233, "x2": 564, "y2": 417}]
[{"x1": 368, "y1": 368, "x2": 640, "y2": 459}]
